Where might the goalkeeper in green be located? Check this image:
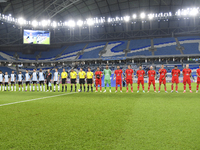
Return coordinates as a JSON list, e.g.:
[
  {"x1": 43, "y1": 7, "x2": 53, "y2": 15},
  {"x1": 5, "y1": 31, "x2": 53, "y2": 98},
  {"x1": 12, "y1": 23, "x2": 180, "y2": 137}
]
[{"x1": 103, "y1": 65, "x2": 112, "y2": 93}]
